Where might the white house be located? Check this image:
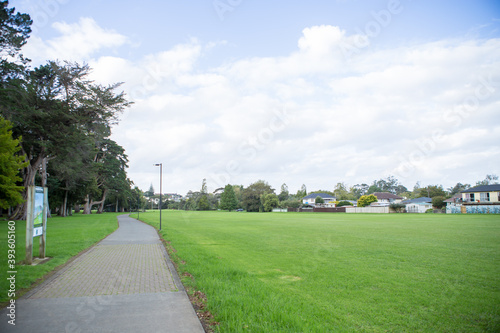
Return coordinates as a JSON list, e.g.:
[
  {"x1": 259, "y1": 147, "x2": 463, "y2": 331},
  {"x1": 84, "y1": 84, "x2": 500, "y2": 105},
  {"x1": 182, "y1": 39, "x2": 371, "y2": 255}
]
[
  {"x1": 370, "y1": 192, "x2": 403, "y2": 206},
  {"x1": 402, "y1": 197, "x2": 432, "y2": 213},
  {"x1": 302, "y1": 193, "x2": 337, "y2": 207}
]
